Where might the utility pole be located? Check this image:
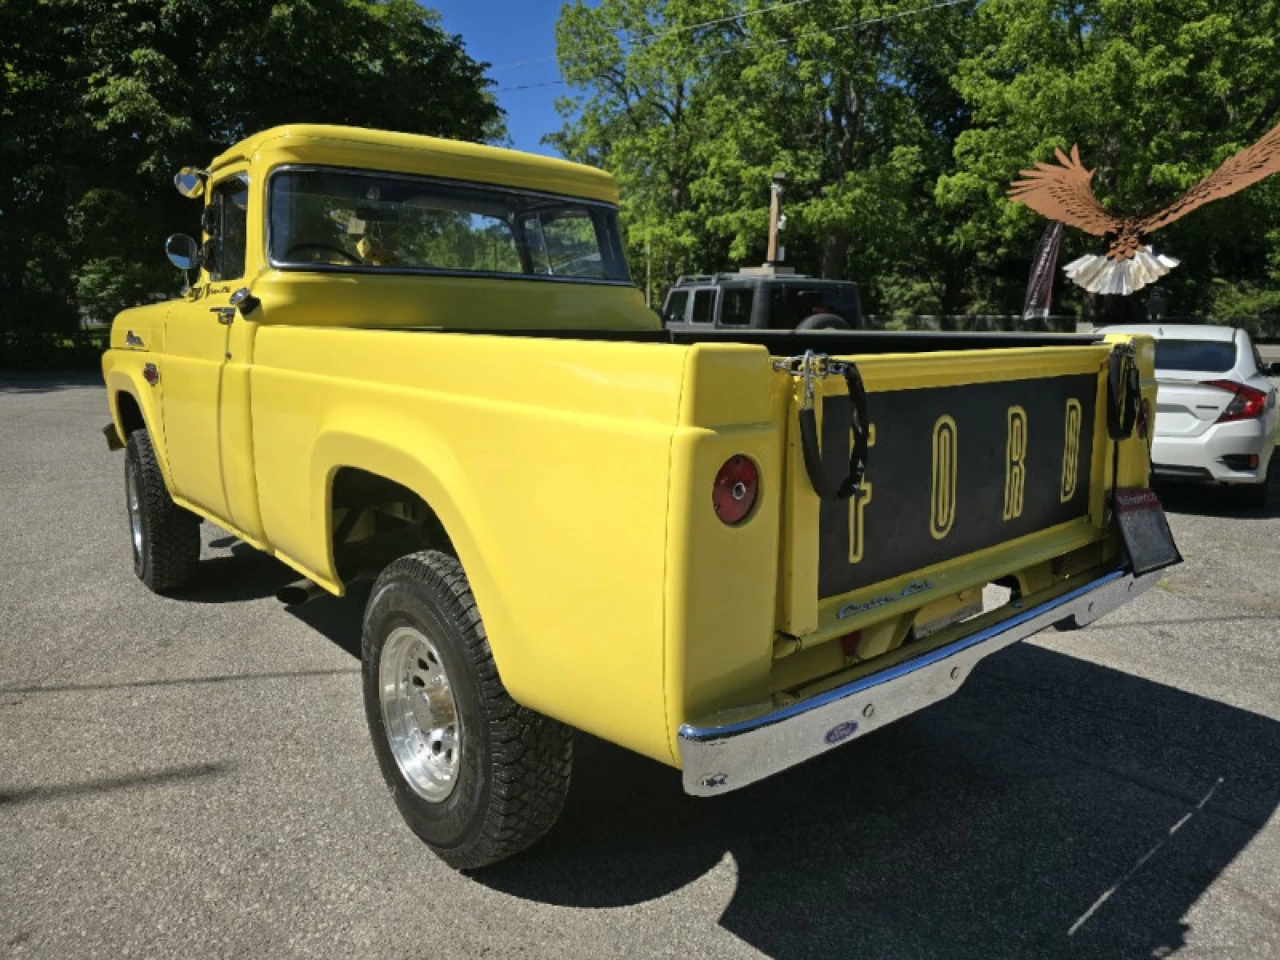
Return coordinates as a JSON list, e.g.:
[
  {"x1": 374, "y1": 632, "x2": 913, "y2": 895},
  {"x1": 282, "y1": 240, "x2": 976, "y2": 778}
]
[
  {"x1": 645, "y1": 233, "x2": 652, "y2": 308},
  {"x1": 766, "y1": 171, "x2": 786, "y2": 266}
]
